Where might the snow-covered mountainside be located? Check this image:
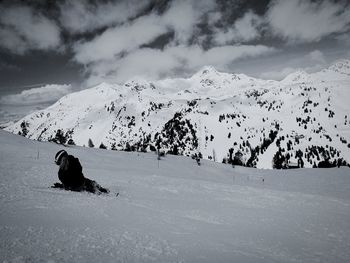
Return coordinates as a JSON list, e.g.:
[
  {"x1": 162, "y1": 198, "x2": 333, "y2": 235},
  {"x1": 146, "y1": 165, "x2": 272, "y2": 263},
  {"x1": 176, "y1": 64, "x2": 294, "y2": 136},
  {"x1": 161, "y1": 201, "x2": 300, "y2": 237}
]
[
  {"x1": 5, "y1": 60, "x2": 350, "y2": 169},
  {"x1": 1, "y1": 130, "x2": 350, "y2": 262}
]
